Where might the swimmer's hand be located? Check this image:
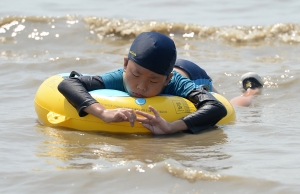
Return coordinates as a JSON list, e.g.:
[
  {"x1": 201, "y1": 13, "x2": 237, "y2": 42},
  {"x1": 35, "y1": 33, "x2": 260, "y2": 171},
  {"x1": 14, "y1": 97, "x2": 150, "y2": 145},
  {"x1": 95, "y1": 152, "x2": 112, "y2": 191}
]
[
  {"x1": 136, "y1": 105, "x2": 187, "y2": 134},
  {"x1": 84, "y1": 103, "x2": 136, "y2": 127}
]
